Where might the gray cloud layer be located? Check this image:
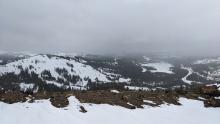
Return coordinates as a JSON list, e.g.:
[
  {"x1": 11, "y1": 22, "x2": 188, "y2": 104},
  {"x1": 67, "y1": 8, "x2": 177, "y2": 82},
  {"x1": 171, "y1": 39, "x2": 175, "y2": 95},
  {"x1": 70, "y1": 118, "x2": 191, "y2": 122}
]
[{"x1": 0, "y1": 0, "x2": 220, "y2": 56}]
